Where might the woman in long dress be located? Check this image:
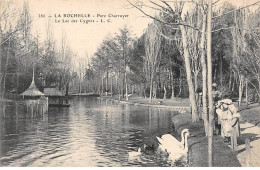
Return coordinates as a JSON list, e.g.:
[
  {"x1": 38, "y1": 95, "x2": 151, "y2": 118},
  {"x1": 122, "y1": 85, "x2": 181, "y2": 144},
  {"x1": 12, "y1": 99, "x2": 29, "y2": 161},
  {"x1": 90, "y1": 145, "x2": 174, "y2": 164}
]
[{"x1": 216, "y1": 99, "x2": 241, "y2": 149}]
